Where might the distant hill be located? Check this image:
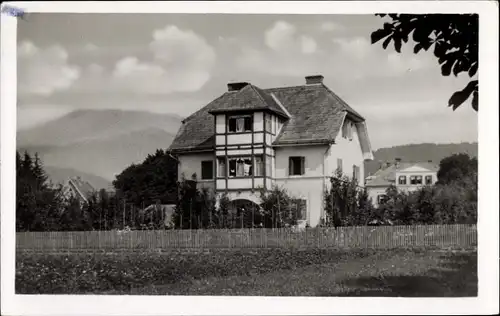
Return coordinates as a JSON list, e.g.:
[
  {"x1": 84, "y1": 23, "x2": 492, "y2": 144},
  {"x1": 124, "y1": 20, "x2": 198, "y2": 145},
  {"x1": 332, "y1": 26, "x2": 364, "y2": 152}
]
[
  {"x1": 365, "y1": 142, "x2": 478, "y2": 176},
  {"x1": 17, "y1": 109, "x2": 182, "y2": 181},
  {"x1": 44, "y1": 166, "x2": 112, "y2": 191},
  {"x1": 17, "y1": 109, "x2": 182, "y2": 147}
]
